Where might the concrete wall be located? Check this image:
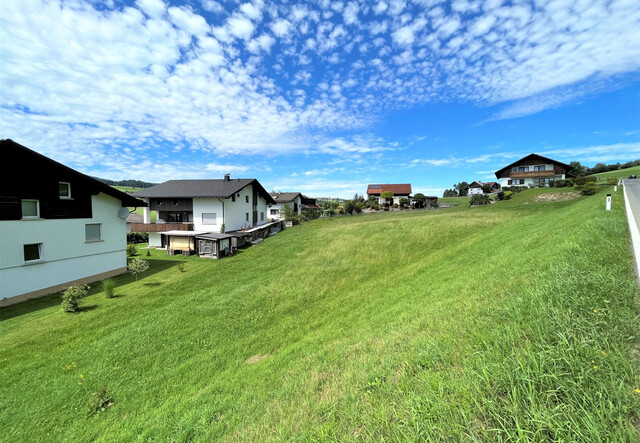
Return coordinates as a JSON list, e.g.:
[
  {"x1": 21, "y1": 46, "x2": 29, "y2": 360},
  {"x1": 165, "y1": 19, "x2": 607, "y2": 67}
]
[{"x1": 0, "y1": 193, "x2": 129, "y2": 304}]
